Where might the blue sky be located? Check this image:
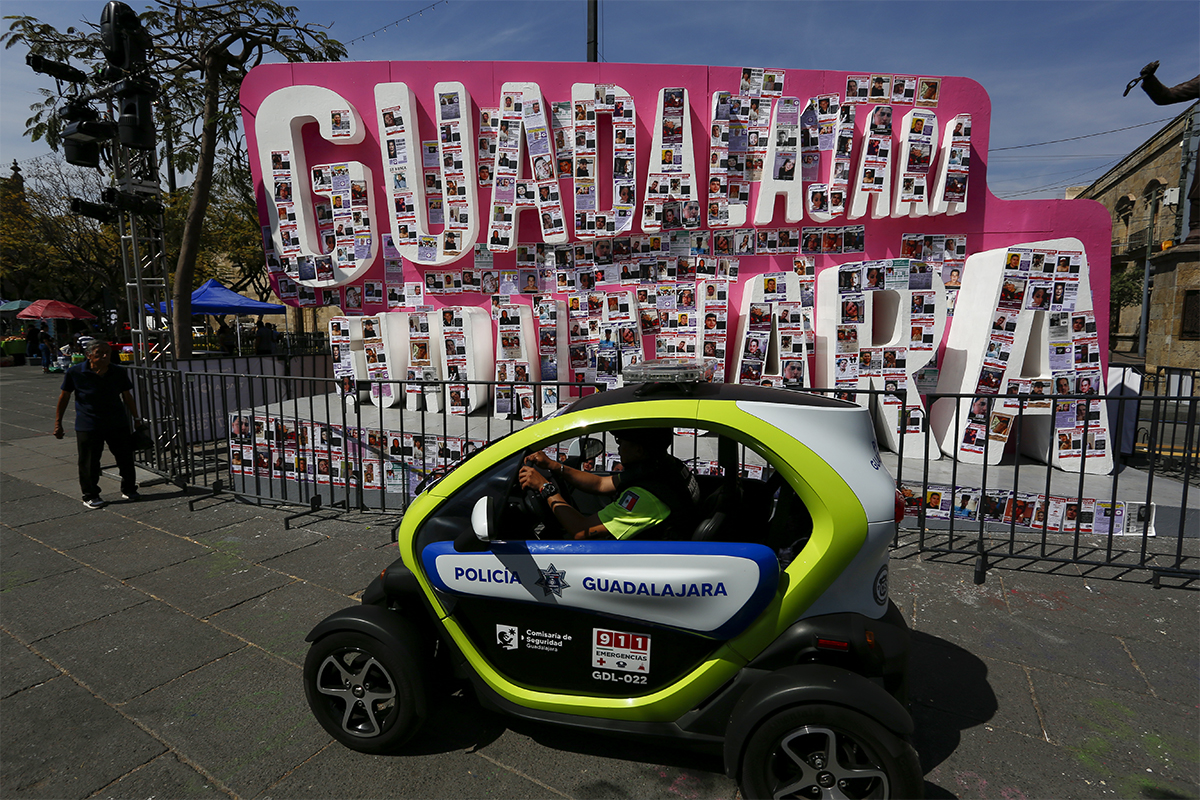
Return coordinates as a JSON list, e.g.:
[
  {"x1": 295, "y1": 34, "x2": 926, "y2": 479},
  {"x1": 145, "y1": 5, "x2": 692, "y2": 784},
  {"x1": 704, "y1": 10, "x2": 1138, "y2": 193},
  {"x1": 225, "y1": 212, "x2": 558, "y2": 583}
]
[{"x1": 2, "y1": 0, "x2": 1196, "y2": 199}]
